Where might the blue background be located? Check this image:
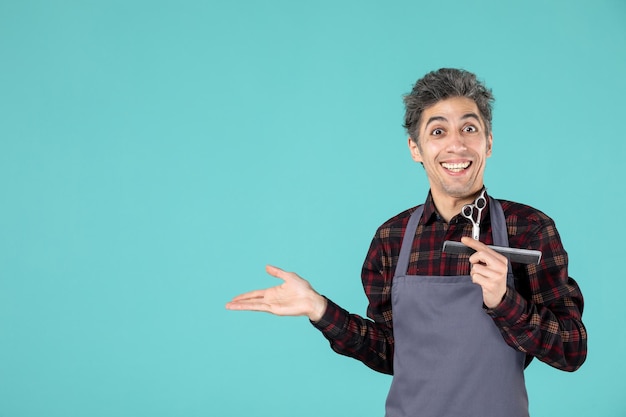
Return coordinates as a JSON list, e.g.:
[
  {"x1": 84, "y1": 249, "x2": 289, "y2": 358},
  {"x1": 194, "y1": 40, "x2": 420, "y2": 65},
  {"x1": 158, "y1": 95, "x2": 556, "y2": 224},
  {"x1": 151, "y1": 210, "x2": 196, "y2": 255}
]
[{"x1": 1, "y1": 1, "x2": 625, "y2": 416}]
